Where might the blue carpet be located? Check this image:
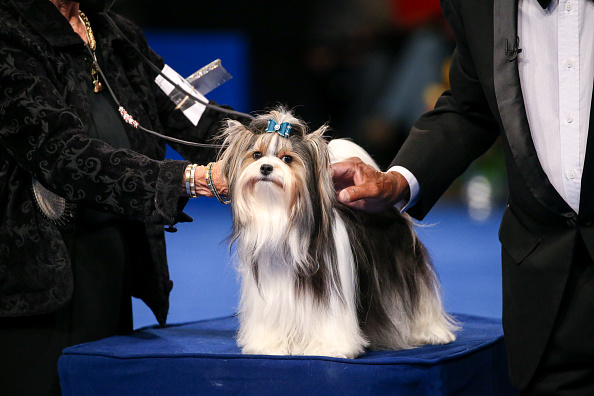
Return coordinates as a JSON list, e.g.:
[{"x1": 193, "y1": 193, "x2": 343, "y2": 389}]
[
  {"x1": 415, "y1": 203, "x2": 504, "y2": 319},
  {"x1": 132, "y1": 200, "x2": 504, "y2": 328},
  {"x1": 60, "y1": 313, "x2": 515, "y2": 396}
]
